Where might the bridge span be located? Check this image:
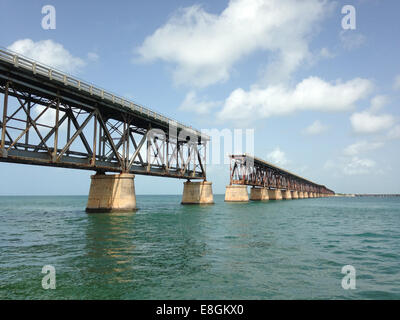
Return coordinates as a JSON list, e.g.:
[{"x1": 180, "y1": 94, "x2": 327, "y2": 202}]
[
  {"x1": 225, "y1": 154, "x2": 335, "y2": 201},
  {"x1": 0, "y1": 48, "x2": 213, "y2": 211}
]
